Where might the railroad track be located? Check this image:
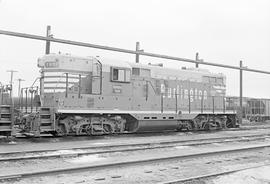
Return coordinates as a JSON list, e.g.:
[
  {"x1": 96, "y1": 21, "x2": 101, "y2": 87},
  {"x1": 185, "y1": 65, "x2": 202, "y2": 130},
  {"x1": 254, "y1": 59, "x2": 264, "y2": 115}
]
[
  {"x1": 9, "y1": 124, "x2": 270, "y2": 140},
  {"x1": 158, "y1": 163, "x2": 270, "y2": 184},
  {"x1": 1, "y1": 133, "x2": 270, "y2": 162},
  {"x1": 1, "y1": 142, "x2": 270, "y2": 183}
]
